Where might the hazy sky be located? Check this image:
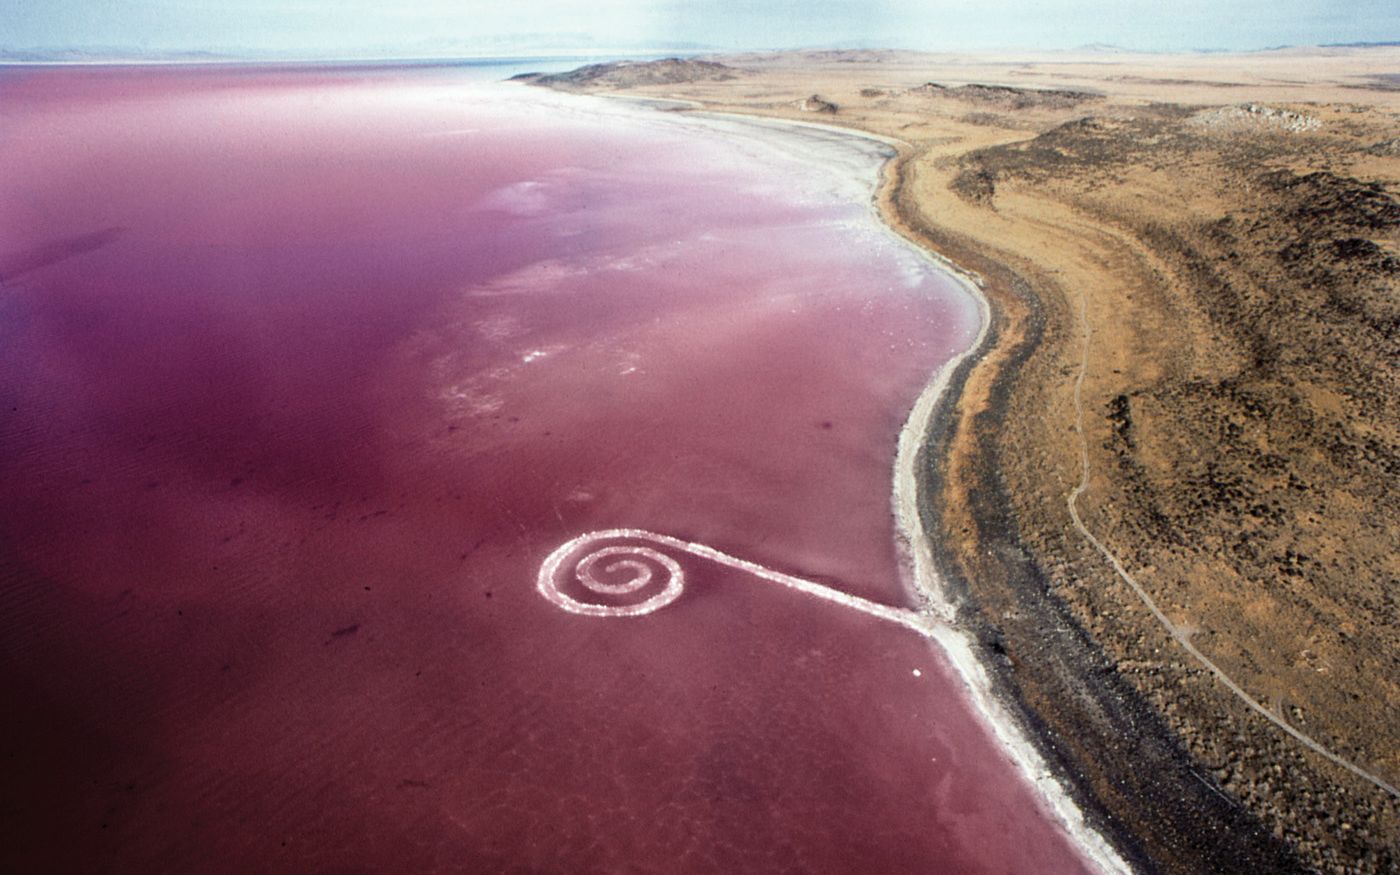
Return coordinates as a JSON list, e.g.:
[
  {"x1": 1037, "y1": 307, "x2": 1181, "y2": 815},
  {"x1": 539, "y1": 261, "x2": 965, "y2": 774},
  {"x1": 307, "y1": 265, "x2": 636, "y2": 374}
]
[{"x1": 3, "y1": 0, "x2": 1395, "y2": 55}]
